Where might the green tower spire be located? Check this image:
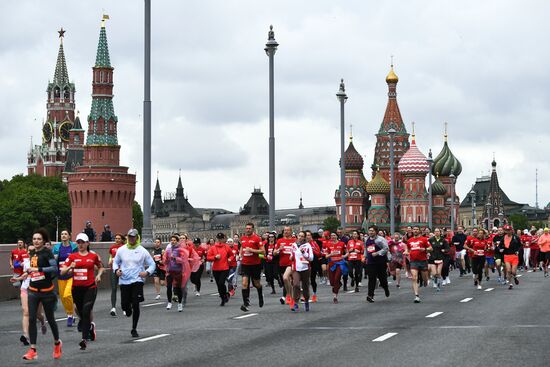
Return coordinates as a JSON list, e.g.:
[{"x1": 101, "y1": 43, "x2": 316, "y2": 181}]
[{"x1": 95, "y1": 21, "x2": 111, "y2": 68}]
